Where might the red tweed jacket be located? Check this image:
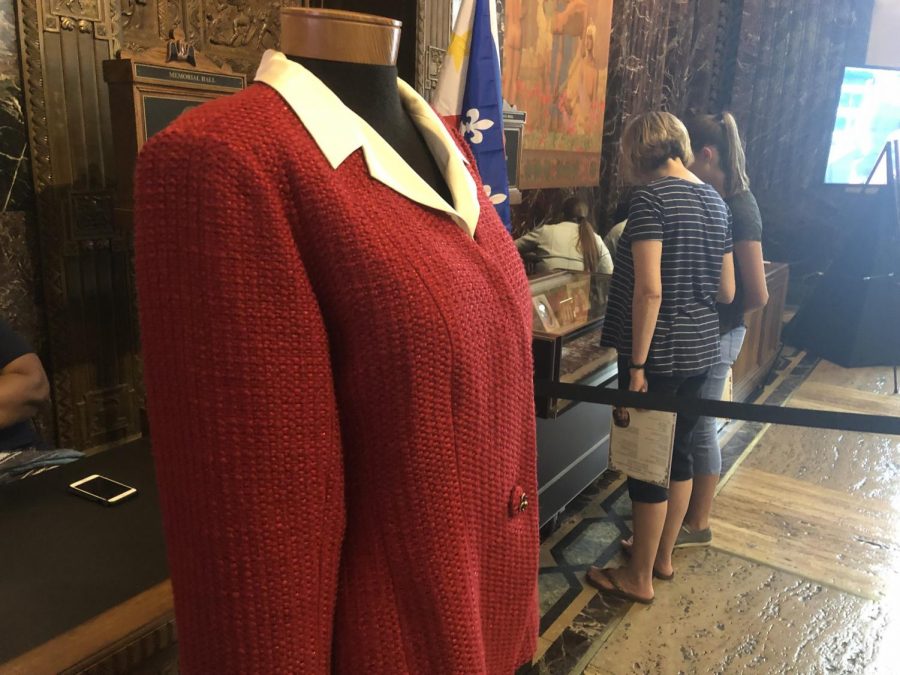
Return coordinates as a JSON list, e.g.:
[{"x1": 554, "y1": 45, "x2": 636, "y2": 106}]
[{"x1": 134, "y1": 82, "x2": 538, "y2": 673}]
